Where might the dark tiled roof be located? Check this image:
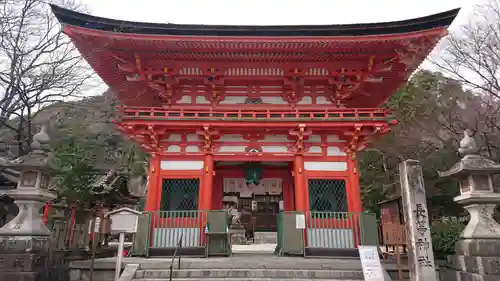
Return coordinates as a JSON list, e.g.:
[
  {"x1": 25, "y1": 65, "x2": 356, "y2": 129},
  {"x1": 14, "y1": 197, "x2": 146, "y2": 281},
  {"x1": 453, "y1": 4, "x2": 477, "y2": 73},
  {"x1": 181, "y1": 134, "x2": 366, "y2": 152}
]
[{"x1": 51, "y1": 5, "x2": 460, "y2": 37}]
